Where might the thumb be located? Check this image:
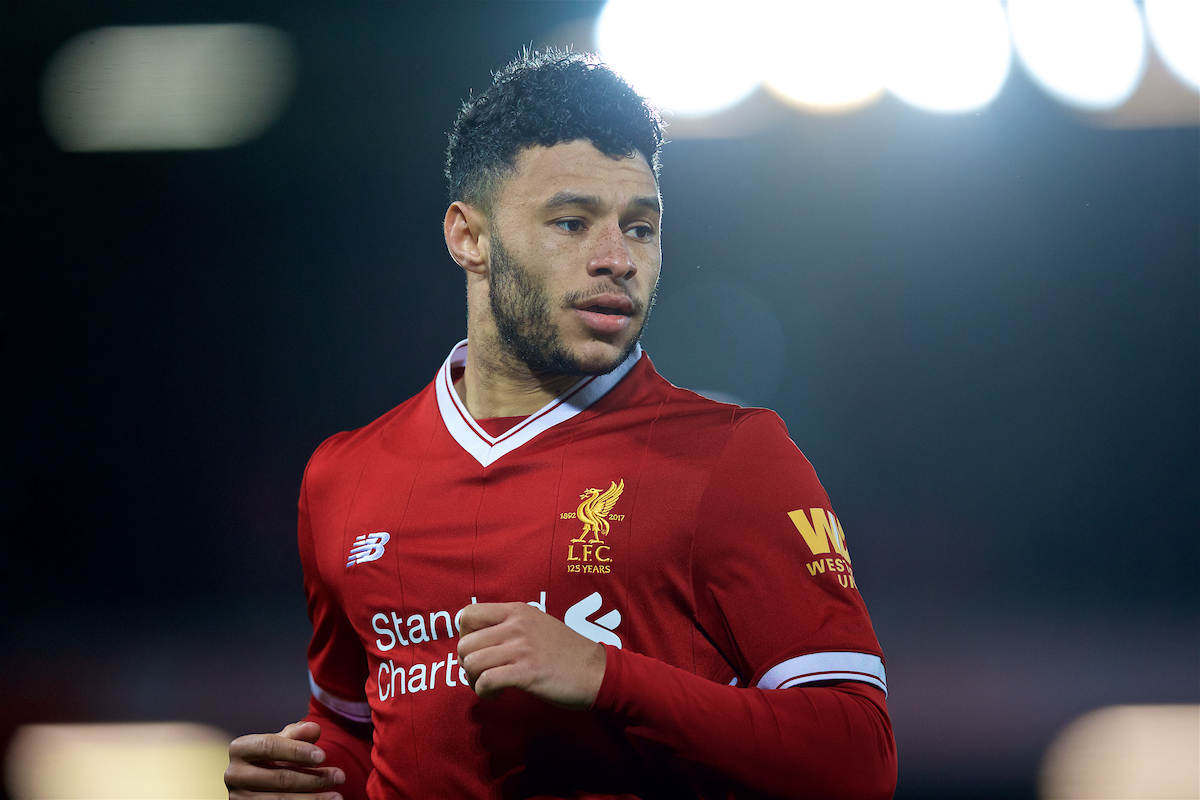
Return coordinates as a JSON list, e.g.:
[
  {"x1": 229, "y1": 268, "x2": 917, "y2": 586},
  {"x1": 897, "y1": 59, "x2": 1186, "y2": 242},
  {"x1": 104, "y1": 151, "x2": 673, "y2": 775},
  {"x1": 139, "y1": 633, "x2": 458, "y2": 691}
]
[{"x1": 278, "y1": 720, "x2": 321, "y2": 743}]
